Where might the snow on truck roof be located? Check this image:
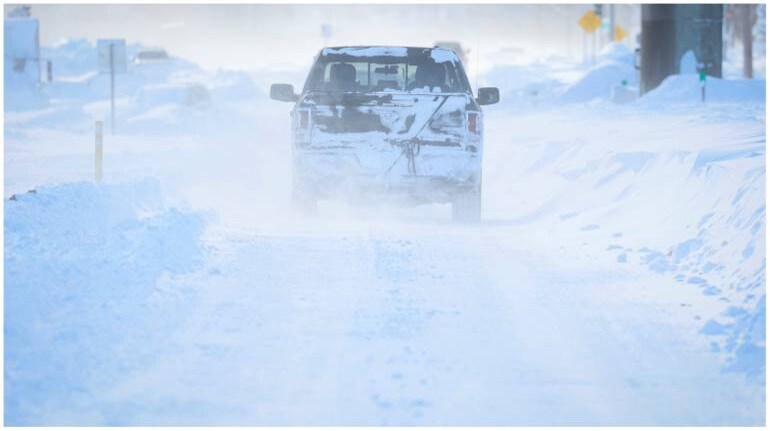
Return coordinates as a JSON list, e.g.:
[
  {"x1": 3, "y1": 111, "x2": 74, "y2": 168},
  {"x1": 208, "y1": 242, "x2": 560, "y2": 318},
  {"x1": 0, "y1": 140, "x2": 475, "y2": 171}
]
[{"x1": 320, "y1": 46, "x2": 459, "y2": 63}]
